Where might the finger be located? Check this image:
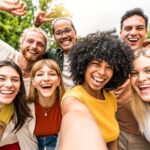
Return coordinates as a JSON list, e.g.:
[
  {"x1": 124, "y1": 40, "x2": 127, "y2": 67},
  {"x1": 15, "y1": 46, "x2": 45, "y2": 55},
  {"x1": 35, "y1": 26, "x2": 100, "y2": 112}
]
[{"x1": 11, "y1": 10, "x2": 26, "y2": 16}]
